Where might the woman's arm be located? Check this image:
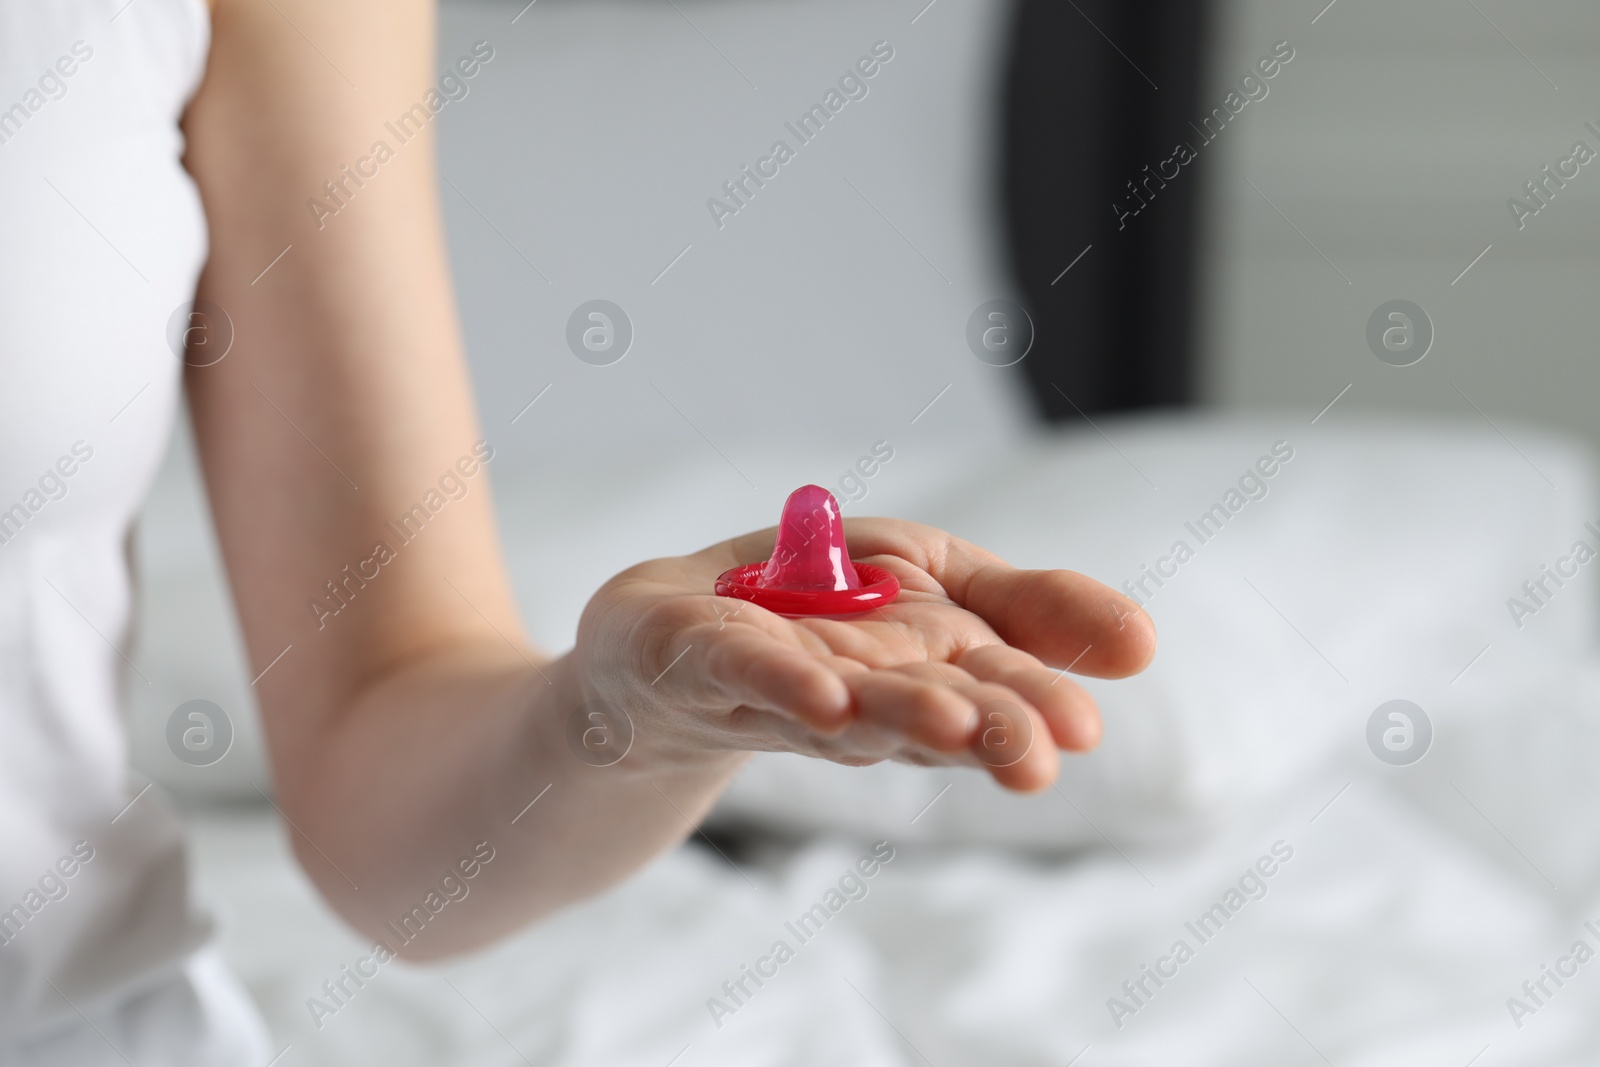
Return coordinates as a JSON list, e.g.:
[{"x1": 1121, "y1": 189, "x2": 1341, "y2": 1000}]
[
  {"x1": 181, "y1": 0, "x2": 1153, "y2": 959},
  {"x1": 182, "y1": 0, "x2": 735, "y2": 958}
]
